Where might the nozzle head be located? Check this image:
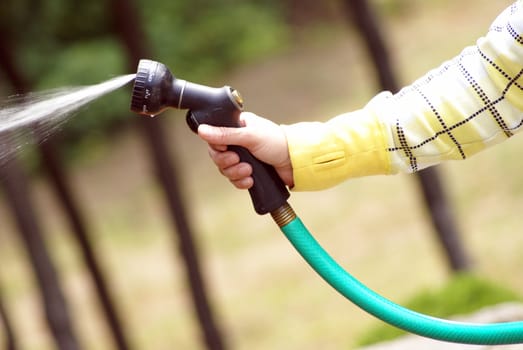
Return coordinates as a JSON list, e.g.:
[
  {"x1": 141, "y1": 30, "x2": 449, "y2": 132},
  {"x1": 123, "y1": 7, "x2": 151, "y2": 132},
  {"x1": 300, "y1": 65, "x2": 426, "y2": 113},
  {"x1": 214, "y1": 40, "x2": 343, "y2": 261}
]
[{"x1": 130, "y1": 59, "x2": 175, "y2": 116}]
